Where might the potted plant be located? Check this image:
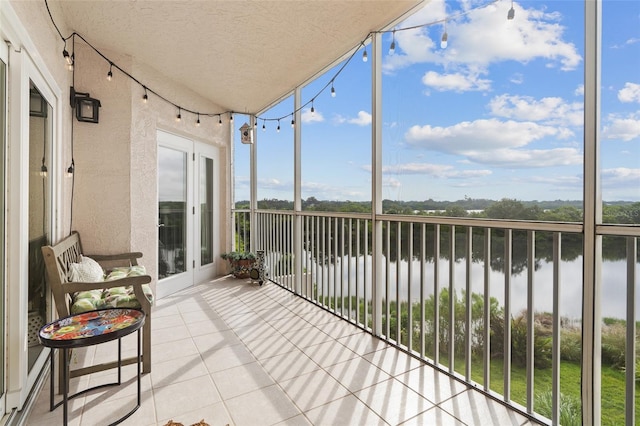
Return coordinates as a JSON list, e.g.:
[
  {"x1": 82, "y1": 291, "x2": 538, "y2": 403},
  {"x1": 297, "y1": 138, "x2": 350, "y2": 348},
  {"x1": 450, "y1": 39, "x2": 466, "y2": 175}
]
[{"x1": 220, "y1": 251, "x2": 256, "y2": 278}]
